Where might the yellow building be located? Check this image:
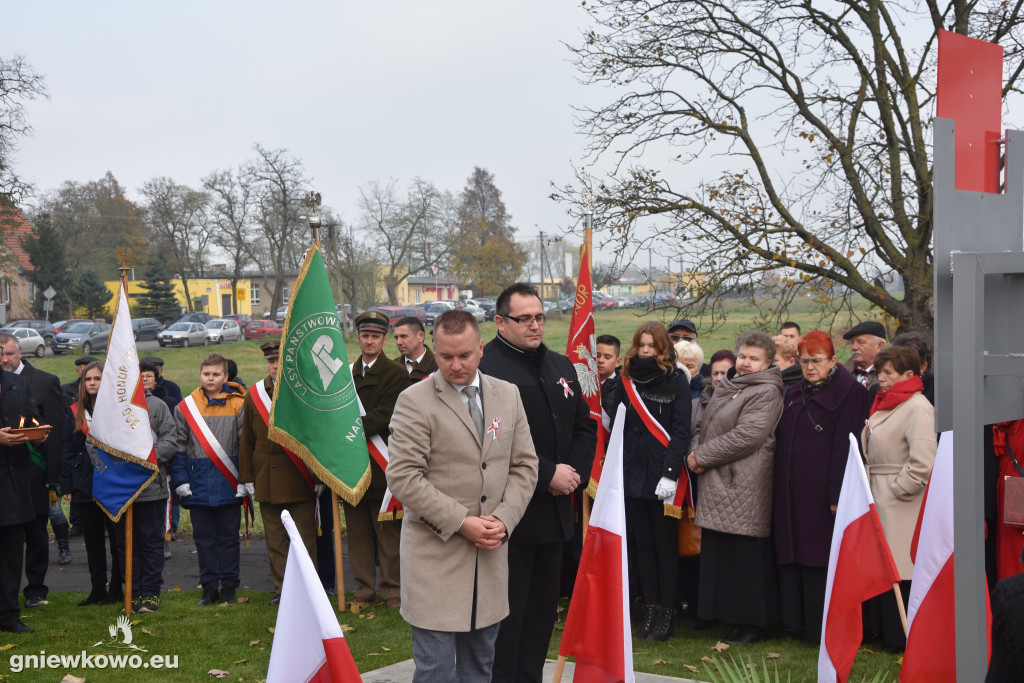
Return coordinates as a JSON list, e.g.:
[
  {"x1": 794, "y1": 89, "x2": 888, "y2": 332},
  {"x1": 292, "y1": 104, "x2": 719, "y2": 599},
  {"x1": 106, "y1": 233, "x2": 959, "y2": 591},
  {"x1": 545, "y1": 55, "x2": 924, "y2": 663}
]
[{"x1": 105, "y1": 278, "x2": 255, "y2": 318}]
